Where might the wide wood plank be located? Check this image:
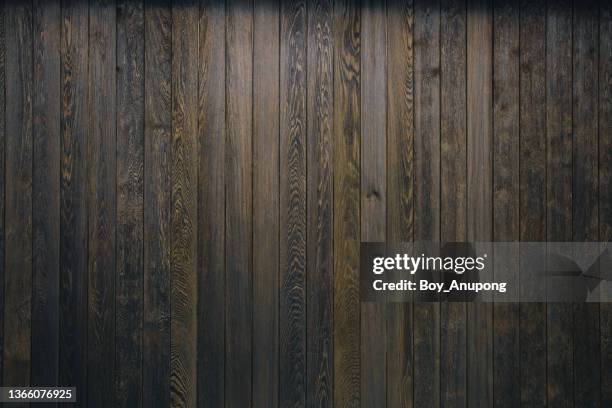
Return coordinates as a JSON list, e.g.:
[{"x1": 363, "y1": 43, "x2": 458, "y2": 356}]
[
  {"x1": 198, "y1": 0, "x2": 225, "y2": 407},
  {"x1": 306, "y1": 0, "x2": 334, "y2": 405},
  {"x1": 466, "y1": 0, "x2": 493, "y2": 405},
  {"x1": 4, "y1": 0, "x2": 33, "y2": 388},
  {"x1": 518, "y1": 0, "x2": 547, "y2": 405},
  {"x1": 333, "y1": 0, "x2": 360, "y2": 405},
  {"x1": 225, "y1": 0, "x2": 253, "y2": 405},
  {"x1": 60, "y1": 0, "x2": 88, "y2": 402},
  {"x1": 170, "y1": 2, "x2": 198, "y2": 406},
  {"x1": 32, "y1": 0, "x2": 60, "y2": 388},
  {"x1": 143, "y1": 1, "x2": 171, "y2": 407},
  {"x1": 116, "y1": 1, "x2": 144, "y2": 406}
]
